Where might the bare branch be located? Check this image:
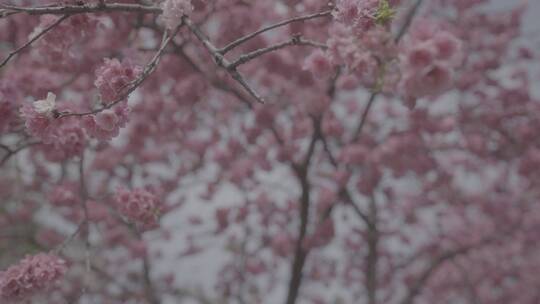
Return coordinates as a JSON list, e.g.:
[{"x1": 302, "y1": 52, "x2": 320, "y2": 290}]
[
  {"x1": 229, "y1": 35, "x2": 326, "y2": 69},
  {"x1": 219, "y1": 9, "x2": 333, "y2": 55},
  {"x1": 0, "y1": 2, "x2": 161, "y2": 16},
  {"x1": 351, "y1": 91, "x2": 378, "y2": 142},
  {"x1": 395, "y1": 0, "x2": 424, "y2": 42},
  {"x1": 0, "y1": 141, "x2": 41, "y2": 167},
  {"x1": 183, "y1": 17, "x2": 265, "y2": 103}
]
